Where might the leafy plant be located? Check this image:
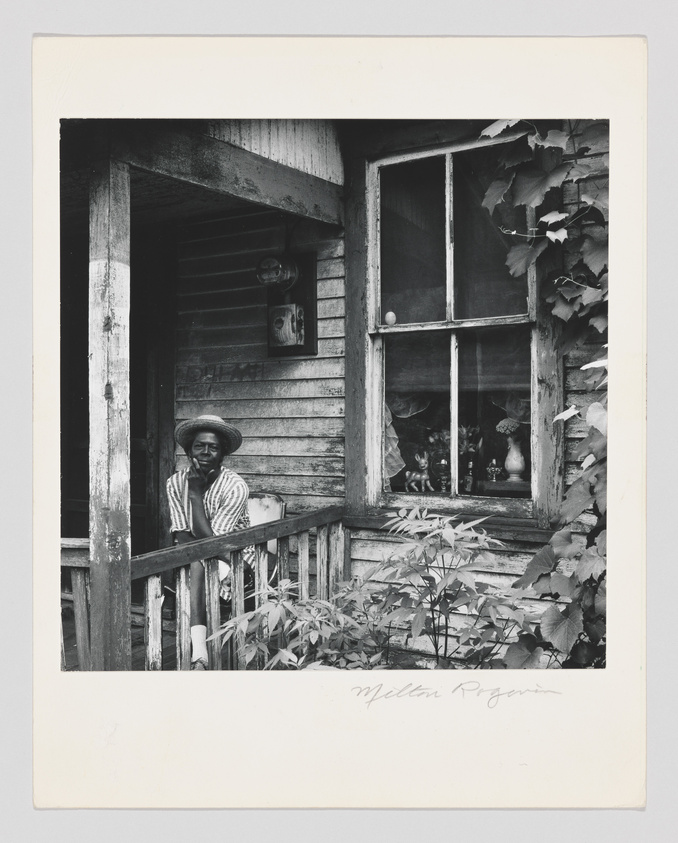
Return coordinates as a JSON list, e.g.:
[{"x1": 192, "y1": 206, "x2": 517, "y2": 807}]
[
  {"x1": 479, "y1": 119, "x2": 608, "y2": 668},
  {"x1": 213, "y1": 509, "x2": 537, "y2": 670}
]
